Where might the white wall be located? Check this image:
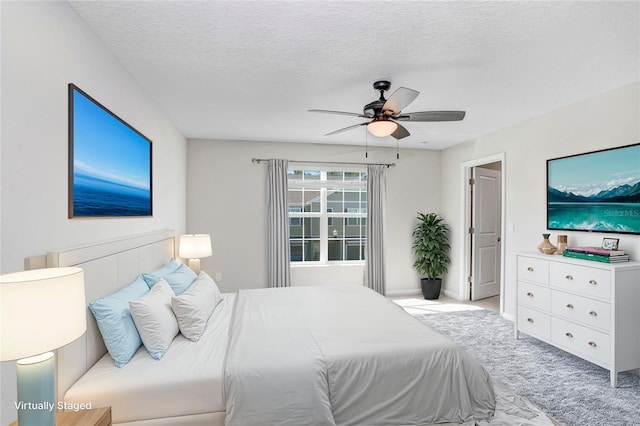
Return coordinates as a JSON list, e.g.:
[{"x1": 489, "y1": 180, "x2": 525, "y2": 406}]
[
  {"x1": 0, "y1": 2, "x2": 187, "y2": 424},
  {"x1": 441, "y1": 82, "x2": 640, "y2": 319},
  {"x1": 186, "y1": 139, "x2": 441, "y2": 295}
]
